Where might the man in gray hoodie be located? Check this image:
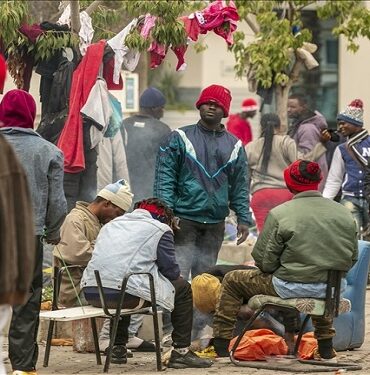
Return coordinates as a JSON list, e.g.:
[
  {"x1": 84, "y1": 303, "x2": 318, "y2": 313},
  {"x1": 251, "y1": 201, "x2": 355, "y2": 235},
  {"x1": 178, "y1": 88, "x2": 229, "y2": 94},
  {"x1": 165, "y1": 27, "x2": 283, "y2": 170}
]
[
  {"x1": 0, "y1": 89, "x2": 67, "y2": 375},
  {"x1": 288, "y1": 93, "x2": 329, "y2": 190}
]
